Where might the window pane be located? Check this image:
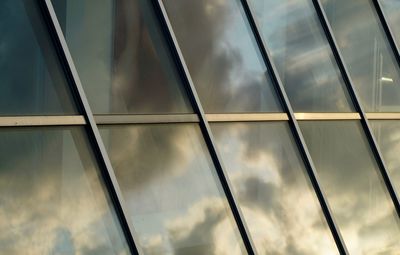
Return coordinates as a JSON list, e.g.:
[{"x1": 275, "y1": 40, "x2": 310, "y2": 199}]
[
  {"x1": 322, "y1": 0, "x2": 400, "y2": 112},
  {"x1": 162, "y1": 0, "x2": 282, "y2": 113},
  {"x1": 99, "y1": 124, "x2": 246, "y2": 255},
  {"x1": 211, "y1": 122, "x2": 338, "y2": 254},
  {"x1": 249, "y1": 0, "x2": 354, "y2": 112},
  {"x1": 52, "y1": 0, "x2": 192, "y2": 114},
  {"x1": 300, "y1": 121, "x2": 400, "y2": 254},
  {"x1": 380, "y1": 0, "x2": 400, "y2": 47},
  {"x1": 0, "y1": 0, "x2": 77, "y2": 115},
  {"x1": 371, "y1": 120, "x2": 400, "y2": 195},
  {"x1": 0, "y1": 127, "x2": 129, "y2": 254}
]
